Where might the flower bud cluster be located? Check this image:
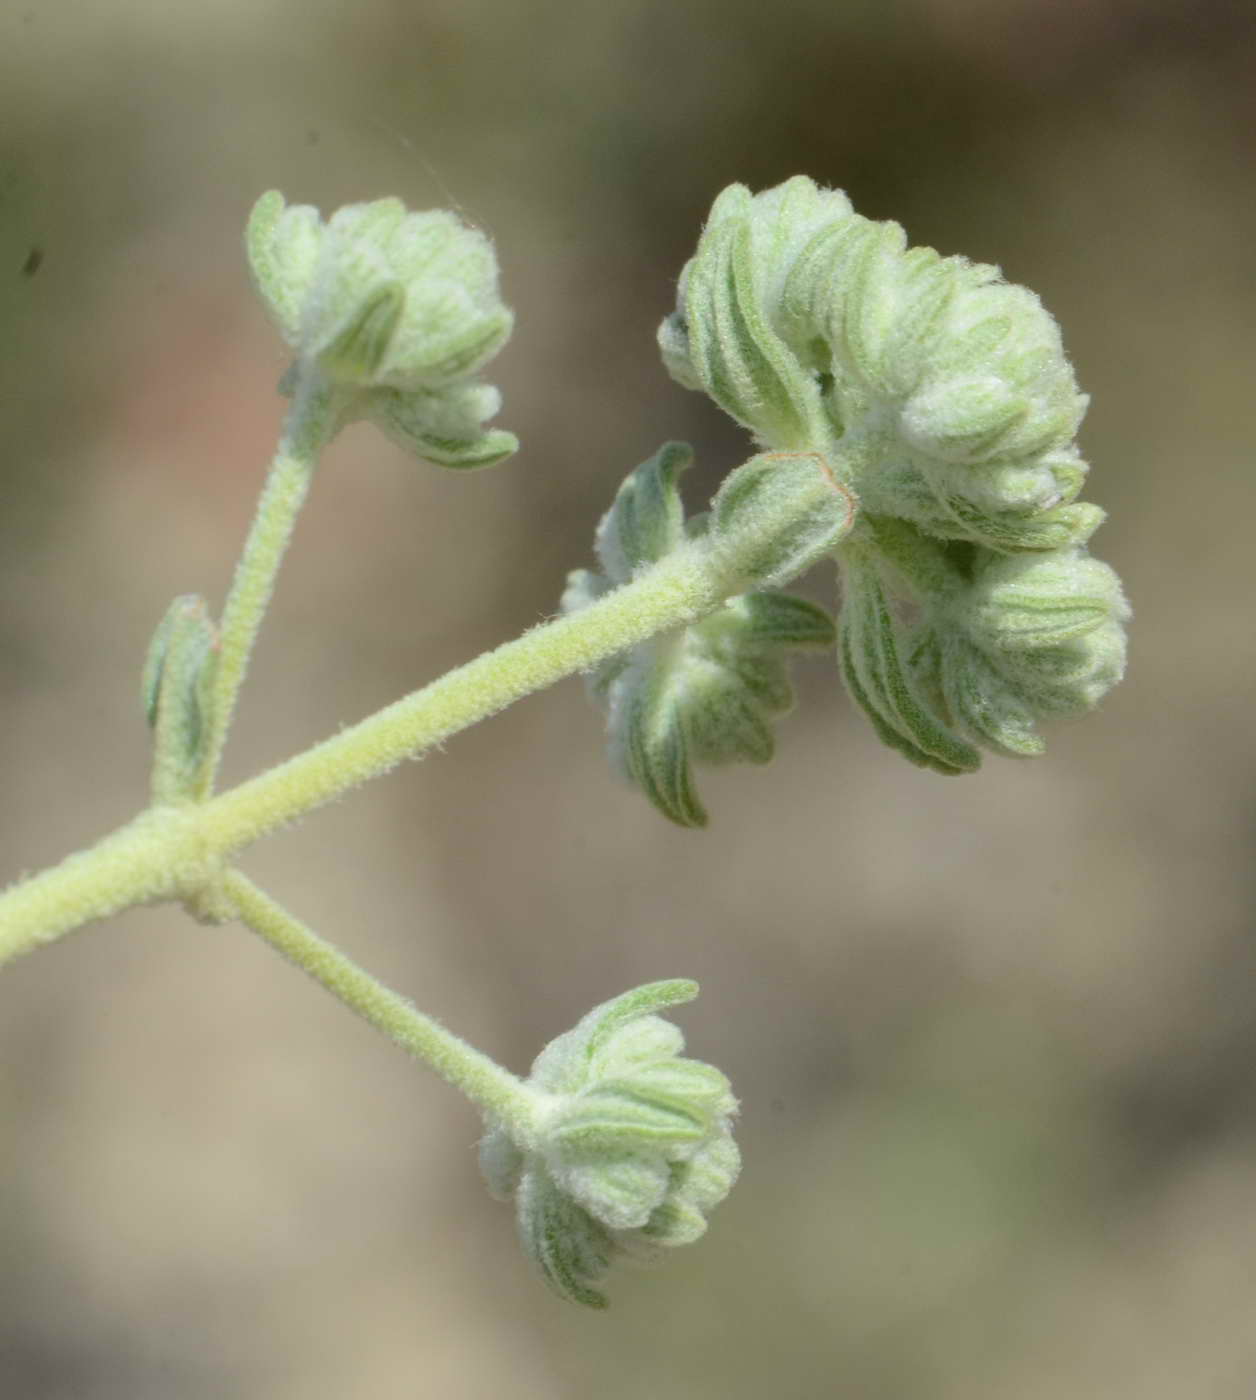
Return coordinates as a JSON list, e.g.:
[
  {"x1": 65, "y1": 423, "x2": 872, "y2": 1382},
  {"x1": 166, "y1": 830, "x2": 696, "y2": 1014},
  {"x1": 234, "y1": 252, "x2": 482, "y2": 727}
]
[
  {"x1": 657, "y1": 177, "x2": 1129, "y2": 773},
  {"x1": 479, "y1": 980, "x2": 739, "y2": 1309},
  {"x1": 563, "y1": 443, "x2": 843, "y2": 826},
  {"x1": 247, "y1": 192, "x2": 517, "y2": 469},
  {"x1": 914, "y1": 544, "x2": 1129, "y2": 759},
  {"x1": 840, "y1": 527, "x2": 1129, "y2": 774}
]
